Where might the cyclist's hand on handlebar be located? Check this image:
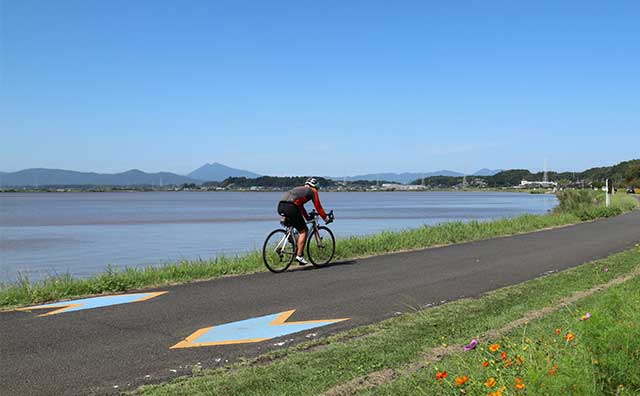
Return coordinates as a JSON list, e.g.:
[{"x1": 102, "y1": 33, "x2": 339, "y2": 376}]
[{"x1": 325, "y1": 210, "x2": 334, "y2": 224}]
